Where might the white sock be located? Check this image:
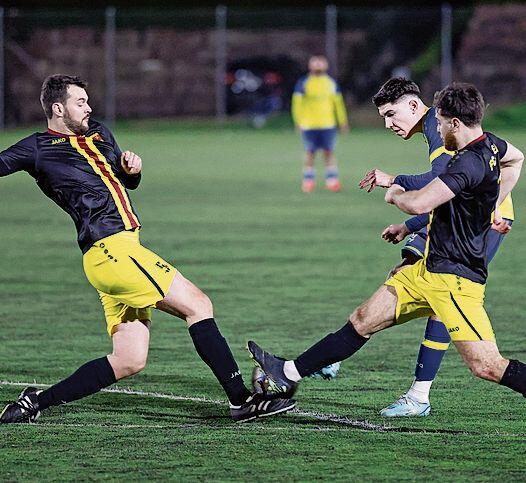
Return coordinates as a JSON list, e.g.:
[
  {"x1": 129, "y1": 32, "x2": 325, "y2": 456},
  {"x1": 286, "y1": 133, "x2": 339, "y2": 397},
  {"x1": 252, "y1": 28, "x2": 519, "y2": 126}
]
[
  {"x1": 407, "y1": 379, "x2": 432, "y2": 404},
  {"x1": 283, "y1": 360, "x2": 302, "y2": 382}
]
